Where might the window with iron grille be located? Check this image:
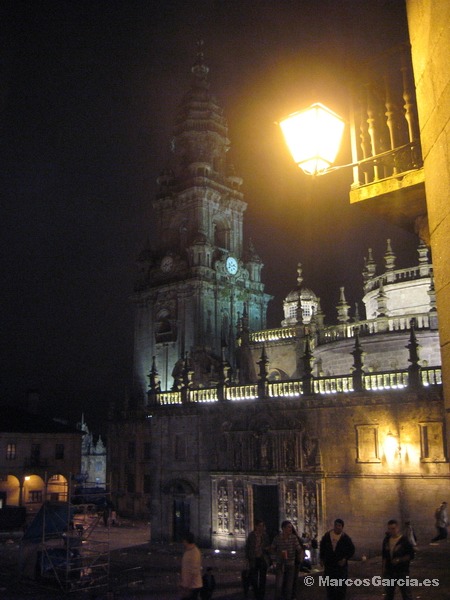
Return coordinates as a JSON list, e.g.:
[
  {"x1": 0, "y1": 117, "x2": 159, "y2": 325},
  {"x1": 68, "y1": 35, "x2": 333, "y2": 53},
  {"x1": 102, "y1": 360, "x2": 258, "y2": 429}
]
[
  {"x1": 29, "y1": 490, "x2": 42, "y2": 503},
  {"x1": 6, "y1": 443, "x2": 16, "y2": 460}
]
